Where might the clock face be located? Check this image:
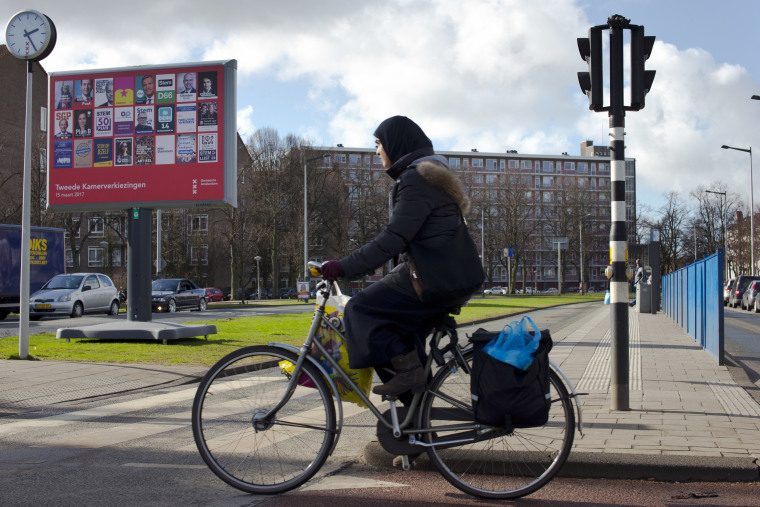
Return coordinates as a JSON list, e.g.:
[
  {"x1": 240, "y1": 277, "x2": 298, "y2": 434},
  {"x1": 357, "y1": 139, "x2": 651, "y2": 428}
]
[{"x1": 4, "y1": 10, "x2": 56, "y2": 61}]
